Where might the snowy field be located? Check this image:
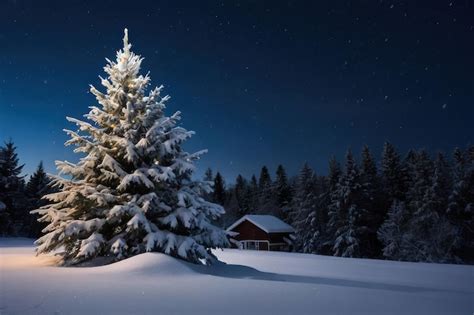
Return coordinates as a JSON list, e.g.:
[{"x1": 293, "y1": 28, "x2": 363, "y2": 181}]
[{"x1": 0, "y1": 238, "x2": 473, "y2": 315}]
